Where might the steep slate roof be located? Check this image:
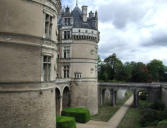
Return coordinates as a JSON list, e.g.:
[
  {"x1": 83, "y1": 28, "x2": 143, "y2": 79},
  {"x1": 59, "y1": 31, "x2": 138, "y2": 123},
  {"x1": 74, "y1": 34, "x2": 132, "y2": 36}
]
[
  {"x1": 58, "y1": 6, "x2": 97, "y2": 30},
  {"x1": 71, "y1": 6, "x2": 83, "y2": 28}
]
